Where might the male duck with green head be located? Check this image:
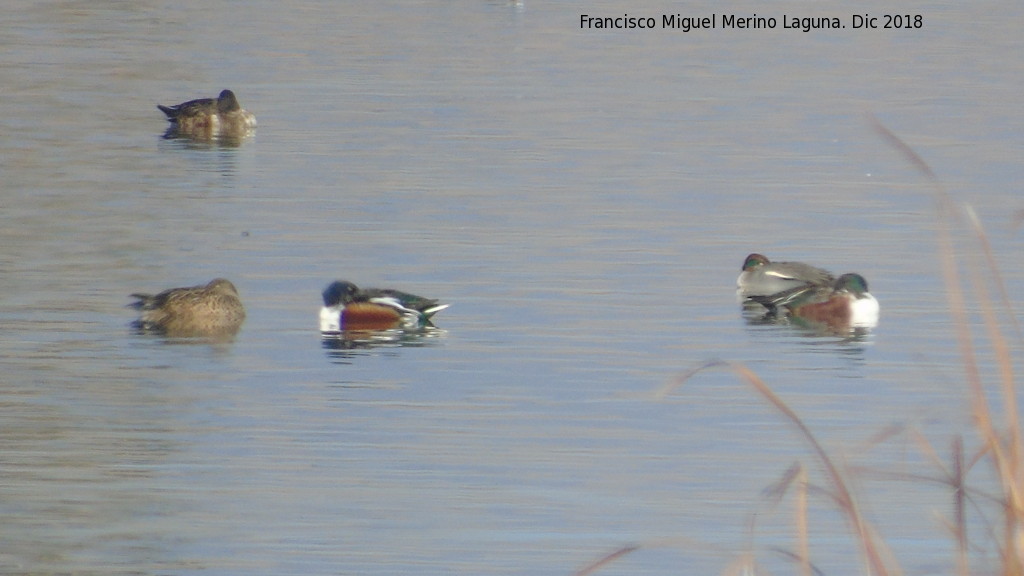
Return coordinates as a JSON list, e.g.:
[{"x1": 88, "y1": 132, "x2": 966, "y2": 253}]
[
  {"x1": 751, "y1": 273, "x2": 879, "y2": 329},
  {"x1": 737, "y1": 253, "x2": 834, "y2": 299},
  {"x1": 320, "y1": 280, "x2": 449, "y2": 334}
]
